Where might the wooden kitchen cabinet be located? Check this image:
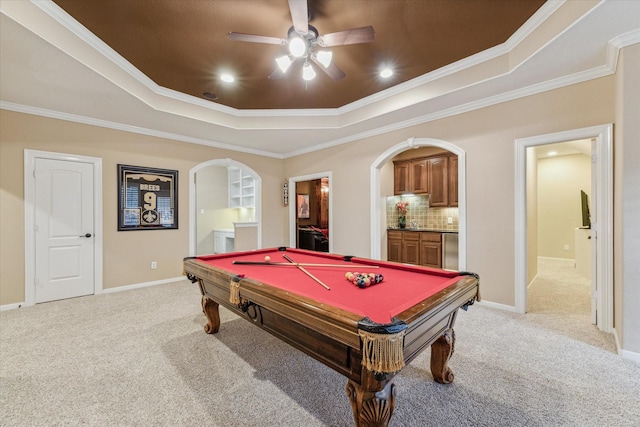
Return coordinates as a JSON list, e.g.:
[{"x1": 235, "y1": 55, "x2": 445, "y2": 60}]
[
  {"x1": 420, "y1": 232, "x2": 442, "y2": 268},
  {"x1": 409, "y1": 159, "x2": 429, "y2": 193},
  {"x1": 393, "y1": 159, "x2": 428, "y2": 195},
  {"x1": 427, "y1": 156, "x2": 448, "y2": 207},
  {"x1": 448, "y1": 155, "x2": 458, "y2": 207},
  {"x1": 393, "y1": 154, "x2": 456, "y2": 207},
  {"x1": 387, "y1": 230, "x2": 442, "y2": 268},
  {"x1": 387, "y1": 230, "x2": 403, "y2": 263},
  {"x1": 402, "y1": 232, "x2": 420, "y2": 265},
  {"x1": 393, "y1": 161, "x2": 411, "y2": 195}
]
